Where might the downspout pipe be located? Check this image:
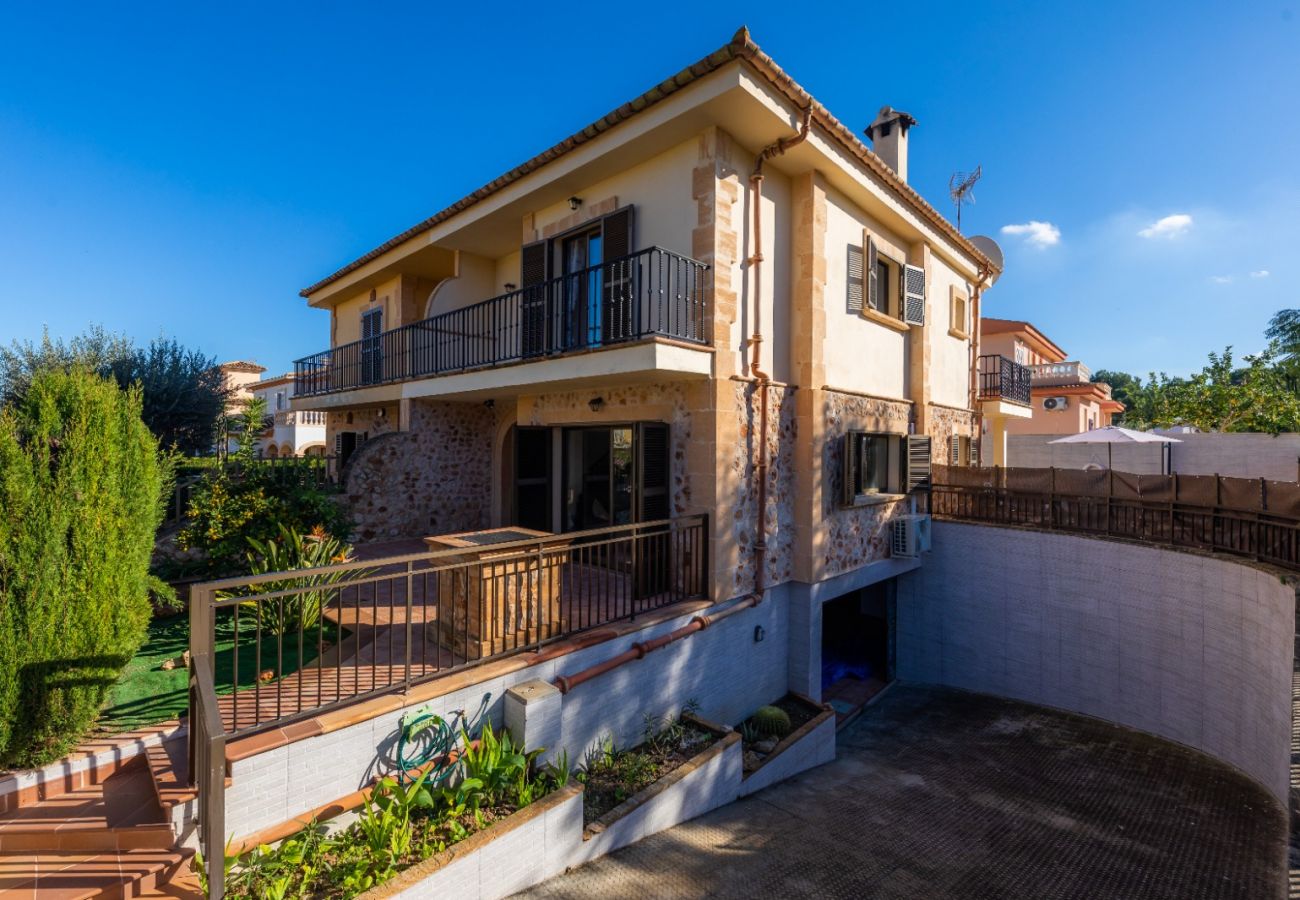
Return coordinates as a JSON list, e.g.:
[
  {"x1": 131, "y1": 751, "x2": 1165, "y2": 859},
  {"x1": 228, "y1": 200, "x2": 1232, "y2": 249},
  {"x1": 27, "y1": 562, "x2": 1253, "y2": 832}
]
[
  {"x1": 969, "y1": 262, "x2": 994, "y2": 460},
  {"x1": 746, "y1": 106, "x2": 812, "y2": 605}
]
